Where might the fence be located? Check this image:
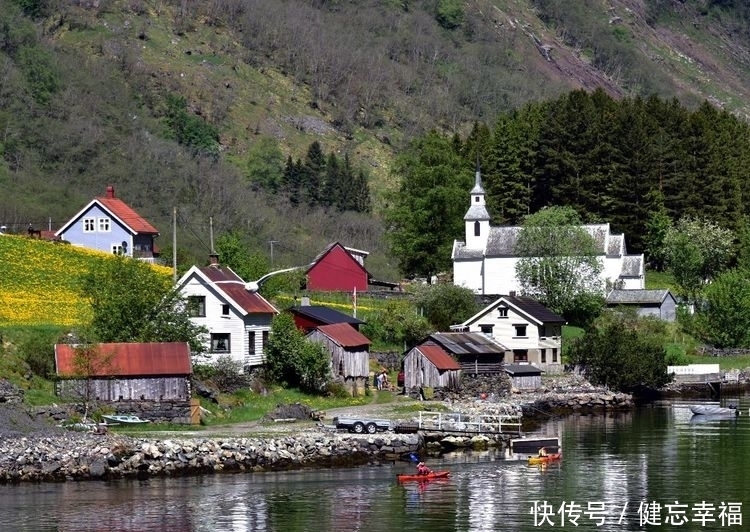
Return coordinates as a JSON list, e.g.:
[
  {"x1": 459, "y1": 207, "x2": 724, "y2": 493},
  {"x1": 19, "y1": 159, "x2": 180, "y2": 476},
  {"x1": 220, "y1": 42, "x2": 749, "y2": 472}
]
[{"x1": 415, "y1": 410, "x2": 522, "y2": 435}]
